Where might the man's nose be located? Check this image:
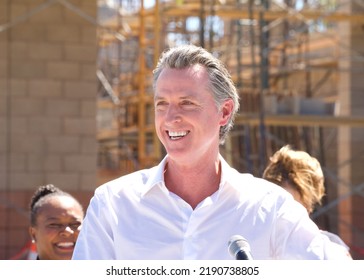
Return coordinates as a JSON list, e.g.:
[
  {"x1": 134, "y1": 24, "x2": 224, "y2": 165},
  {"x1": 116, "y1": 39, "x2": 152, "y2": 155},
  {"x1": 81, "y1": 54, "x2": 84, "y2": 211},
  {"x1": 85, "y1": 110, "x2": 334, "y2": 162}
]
[{"x1": 165, "y1": 105, "x2": 182, "y2": 123}]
